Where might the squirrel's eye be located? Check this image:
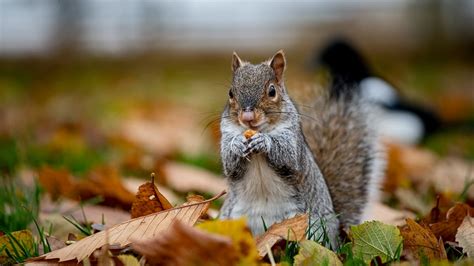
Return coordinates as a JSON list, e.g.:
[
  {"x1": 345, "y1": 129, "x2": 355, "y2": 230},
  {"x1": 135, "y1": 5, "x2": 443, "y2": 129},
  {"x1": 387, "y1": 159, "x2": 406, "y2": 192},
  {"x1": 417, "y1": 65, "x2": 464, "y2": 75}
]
[
  {"x1": 228, "y1": 90, "x2": 234, "y2": 99},
  {"x1": 268, "y1": 85, "x2": 276, "y2": 98}
]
